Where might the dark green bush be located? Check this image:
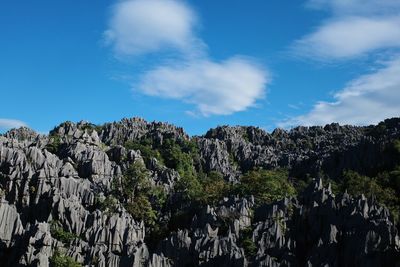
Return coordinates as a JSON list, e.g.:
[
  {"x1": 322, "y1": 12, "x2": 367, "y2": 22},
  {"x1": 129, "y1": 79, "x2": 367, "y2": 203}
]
[
  {"x1": 46, "y1": 135, "x2": 61, "y2": 154},
  {"x1": 198, "y1": 171, "x2": 231, "y2": 205},
  {"x1": 50, "y1": 222, "x2": 78, "y2": 246},
  {"x1": 125, "y1": 195, "x2": 157, "y2": 226},
  {"x1": 175, "y1": 173, "x2": 203, "y2": 202},
  {"x1": 239, "y1": 227, "x2": 257, "y2": 257},
  {"x1": 159, "y1": 139, "x2": 196, "y2": 178},
  {"x1": 124, "y1": 140, "x2": 163, "y2": 164},
  {"x1": 121, "y1": 161, "x2": 151, "y2": 201},
  {"x1": 49, "y1": 249, "x2": 81, "y2": 267},
  {"x1": 116, "y1": 161, "x2": 167, "y2": 226},
  {"x1": 236, "y1": 168, "x2": 296, "y2": 205},
  {"x1": 80, "y1": 123, "x2": 103, "y2": 134},
  {"x1": 339, "y1": 170, "x2": 399, "y2": 221},
  {"x1": 95, "y1": 195, "x2": 118, "y2": 214}
]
